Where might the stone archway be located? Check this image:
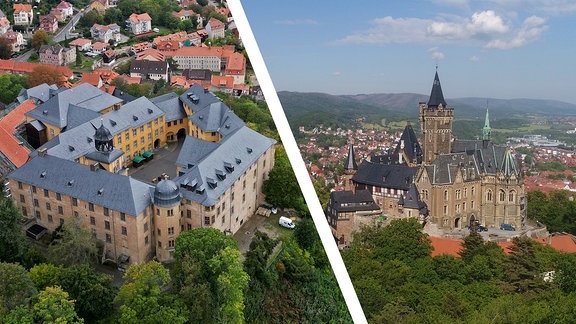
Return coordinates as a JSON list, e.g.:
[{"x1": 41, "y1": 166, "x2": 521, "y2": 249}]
[
  {"x1": 455, "y1": 217, "x2": 461, "y2": 229},
  {"x1": 177, "y1": 128, "x2": 186, "y2": 140},
  {"x1": 154, "y1": 139, "x2": 160, "y2": 148}
]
